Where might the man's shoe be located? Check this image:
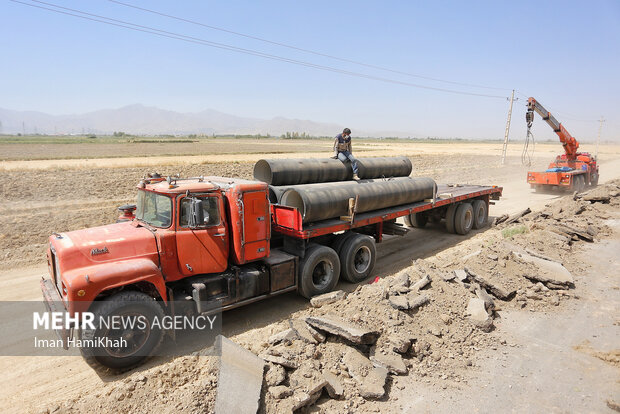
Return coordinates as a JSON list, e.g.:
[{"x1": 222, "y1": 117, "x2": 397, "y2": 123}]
[{"x1": 352, "y1": 174, "x2": 360, "y2": 180}]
